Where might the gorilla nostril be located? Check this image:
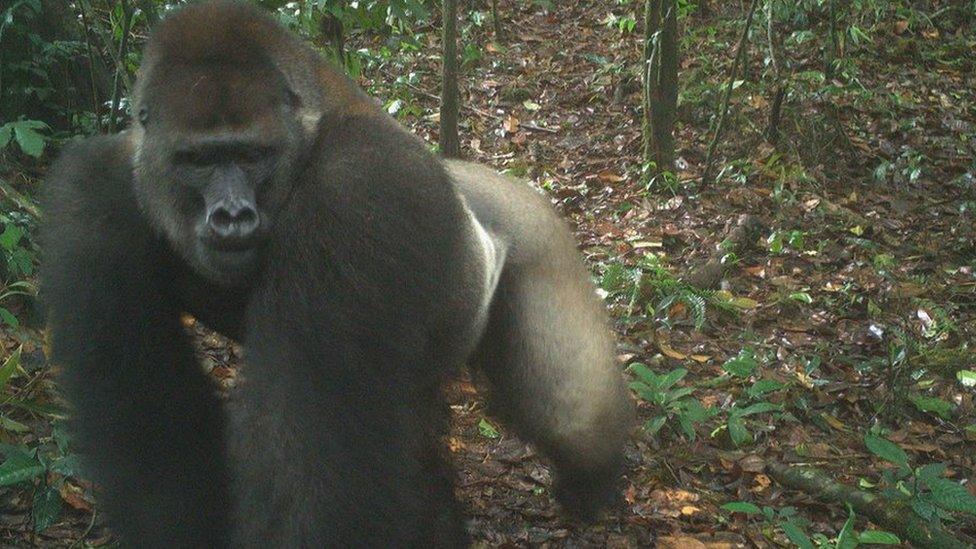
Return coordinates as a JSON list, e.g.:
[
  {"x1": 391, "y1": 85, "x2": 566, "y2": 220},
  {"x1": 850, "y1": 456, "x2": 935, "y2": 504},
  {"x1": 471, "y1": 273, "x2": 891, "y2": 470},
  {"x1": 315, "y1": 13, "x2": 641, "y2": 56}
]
[{"x1": 207, "y1": 203, "x2": 259, "y2": 240}]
